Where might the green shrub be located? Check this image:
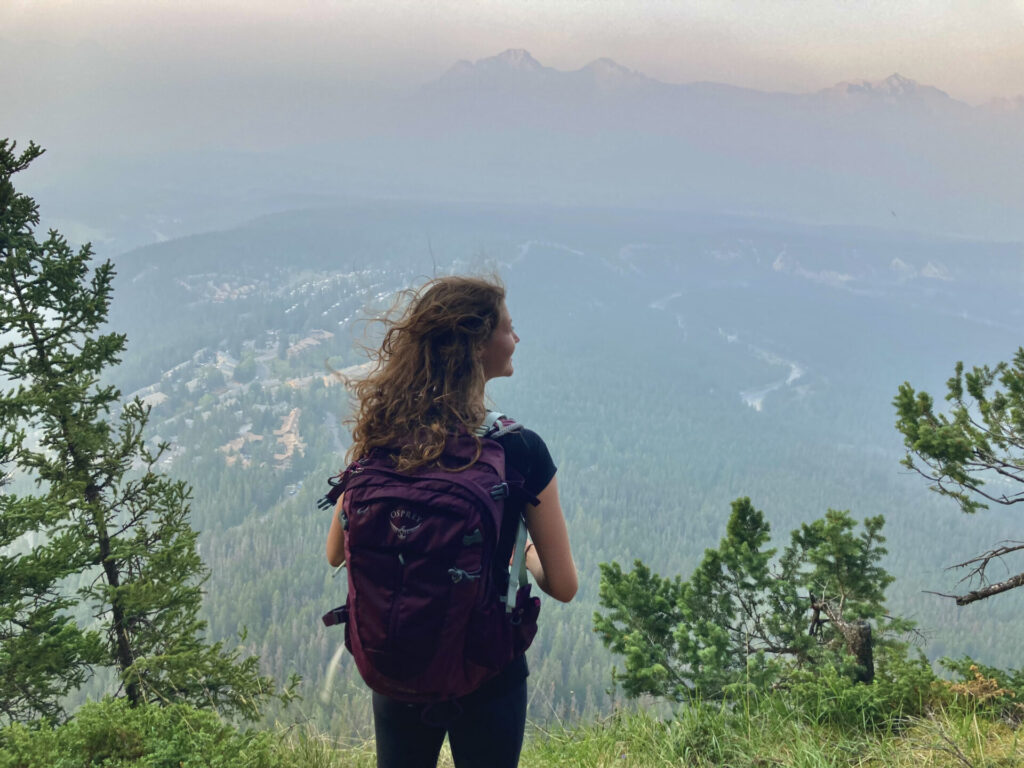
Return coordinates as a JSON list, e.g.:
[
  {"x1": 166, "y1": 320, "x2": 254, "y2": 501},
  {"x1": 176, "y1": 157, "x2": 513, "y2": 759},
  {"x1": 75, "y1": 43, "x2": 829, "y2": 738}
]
[
  {"x1": 0, "y1": 699, "x2": 287, "y2": 768},
  {"x1": 595, "y1": 501, "x2": 911, "y2": 705},
  {"x1": 782, "y1": 651, "x2": 941, "y2": 732}
]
